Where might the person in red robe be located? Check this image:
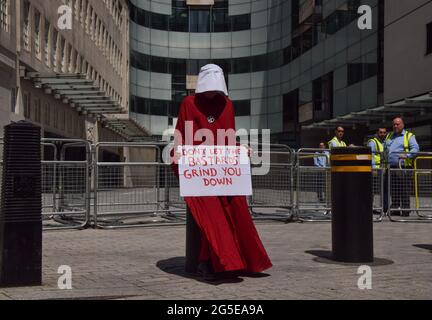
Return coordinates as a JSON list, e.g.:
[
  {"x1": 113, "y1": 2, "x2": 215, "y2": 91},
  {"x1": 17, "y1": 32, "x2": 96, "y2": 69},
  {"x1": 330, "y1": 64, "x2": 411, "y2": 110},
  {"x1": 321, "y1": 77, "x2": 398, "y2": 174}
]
[{"x1": 172, "y1": 64, "x2": 272, "y2": 277}]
